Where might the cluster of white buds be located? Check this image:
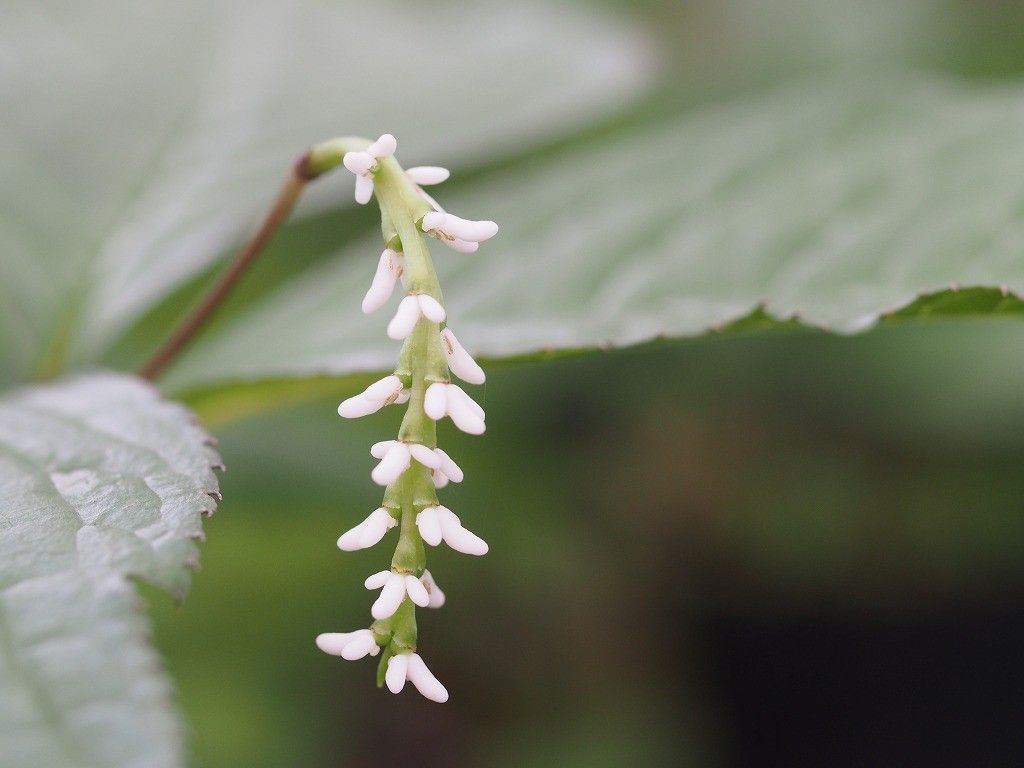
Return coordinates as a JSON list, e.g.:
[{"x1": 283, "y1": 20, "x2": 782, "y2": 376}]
[{"x1": 317, "y1": 132, "x2": 496, "y2": 702}]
